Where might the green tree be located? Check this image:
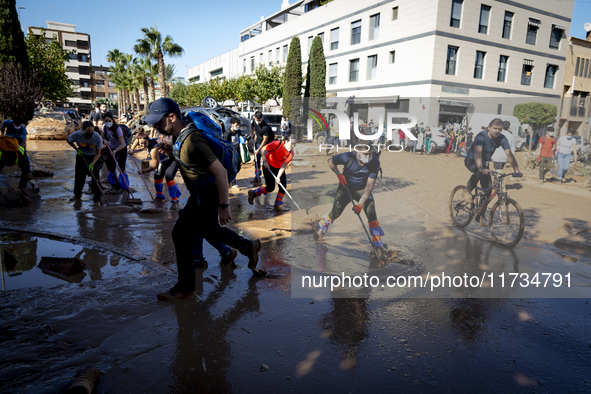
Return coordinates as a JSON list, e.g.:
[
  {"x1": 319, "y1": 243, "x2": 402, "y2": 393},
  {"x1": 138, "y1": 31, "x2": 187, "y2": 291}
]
[
  {"x1": 513, "y1": 102, "x2": 557, "y2": 143},
  {"x1": 0, "y1": 0, "x2": 29, "y2": 69},
  {"x1": 134, "y1": 26, "x2": 184, "y2": 98},
  {"x1": 309, "y1": 36, "x2": 326, "y2": 134},
  {"x1": 96, "y1": 97, "x2": 118, "y2": 110},
  {"x1": 25, "y1": 31, "x2": 75, "y2": 104},
  {"x1": 283, "y1": 36, "x2": 302, "y2": 138},
  {"x1": 254, "y1": 65, "x2": 284, "y2": 108}
]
